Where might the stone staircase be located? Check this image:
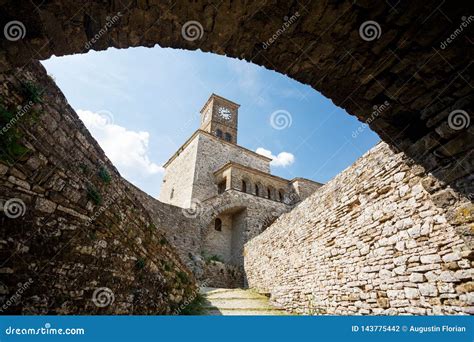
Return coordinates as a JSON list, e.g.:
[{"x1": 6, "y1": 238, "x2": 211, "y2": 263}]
[{"x1": 200, "y1": 287, "x2": 288, "y2": 315}]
